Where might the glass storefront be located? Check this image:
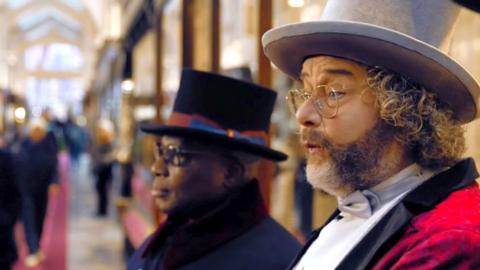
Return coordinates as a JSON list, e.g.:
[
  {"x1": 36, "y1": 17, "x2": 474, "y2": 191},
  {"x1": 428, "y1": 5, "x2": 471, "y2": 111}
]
[
  {"x1": 220, "y1": 0, "x2": 258, "y2": 80},
  {"x1": 131, "y1": 29, "x2": 157, "y2": 168},
  {"x1": 270, "y1": 0, "x2": 327, "y2": 139},
  {"x1": 161, "y1": 0, "x2": 182, "y2": 119},
  {"x1": 450, "y1": 8, "x2": 480, "y2": 163}
]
